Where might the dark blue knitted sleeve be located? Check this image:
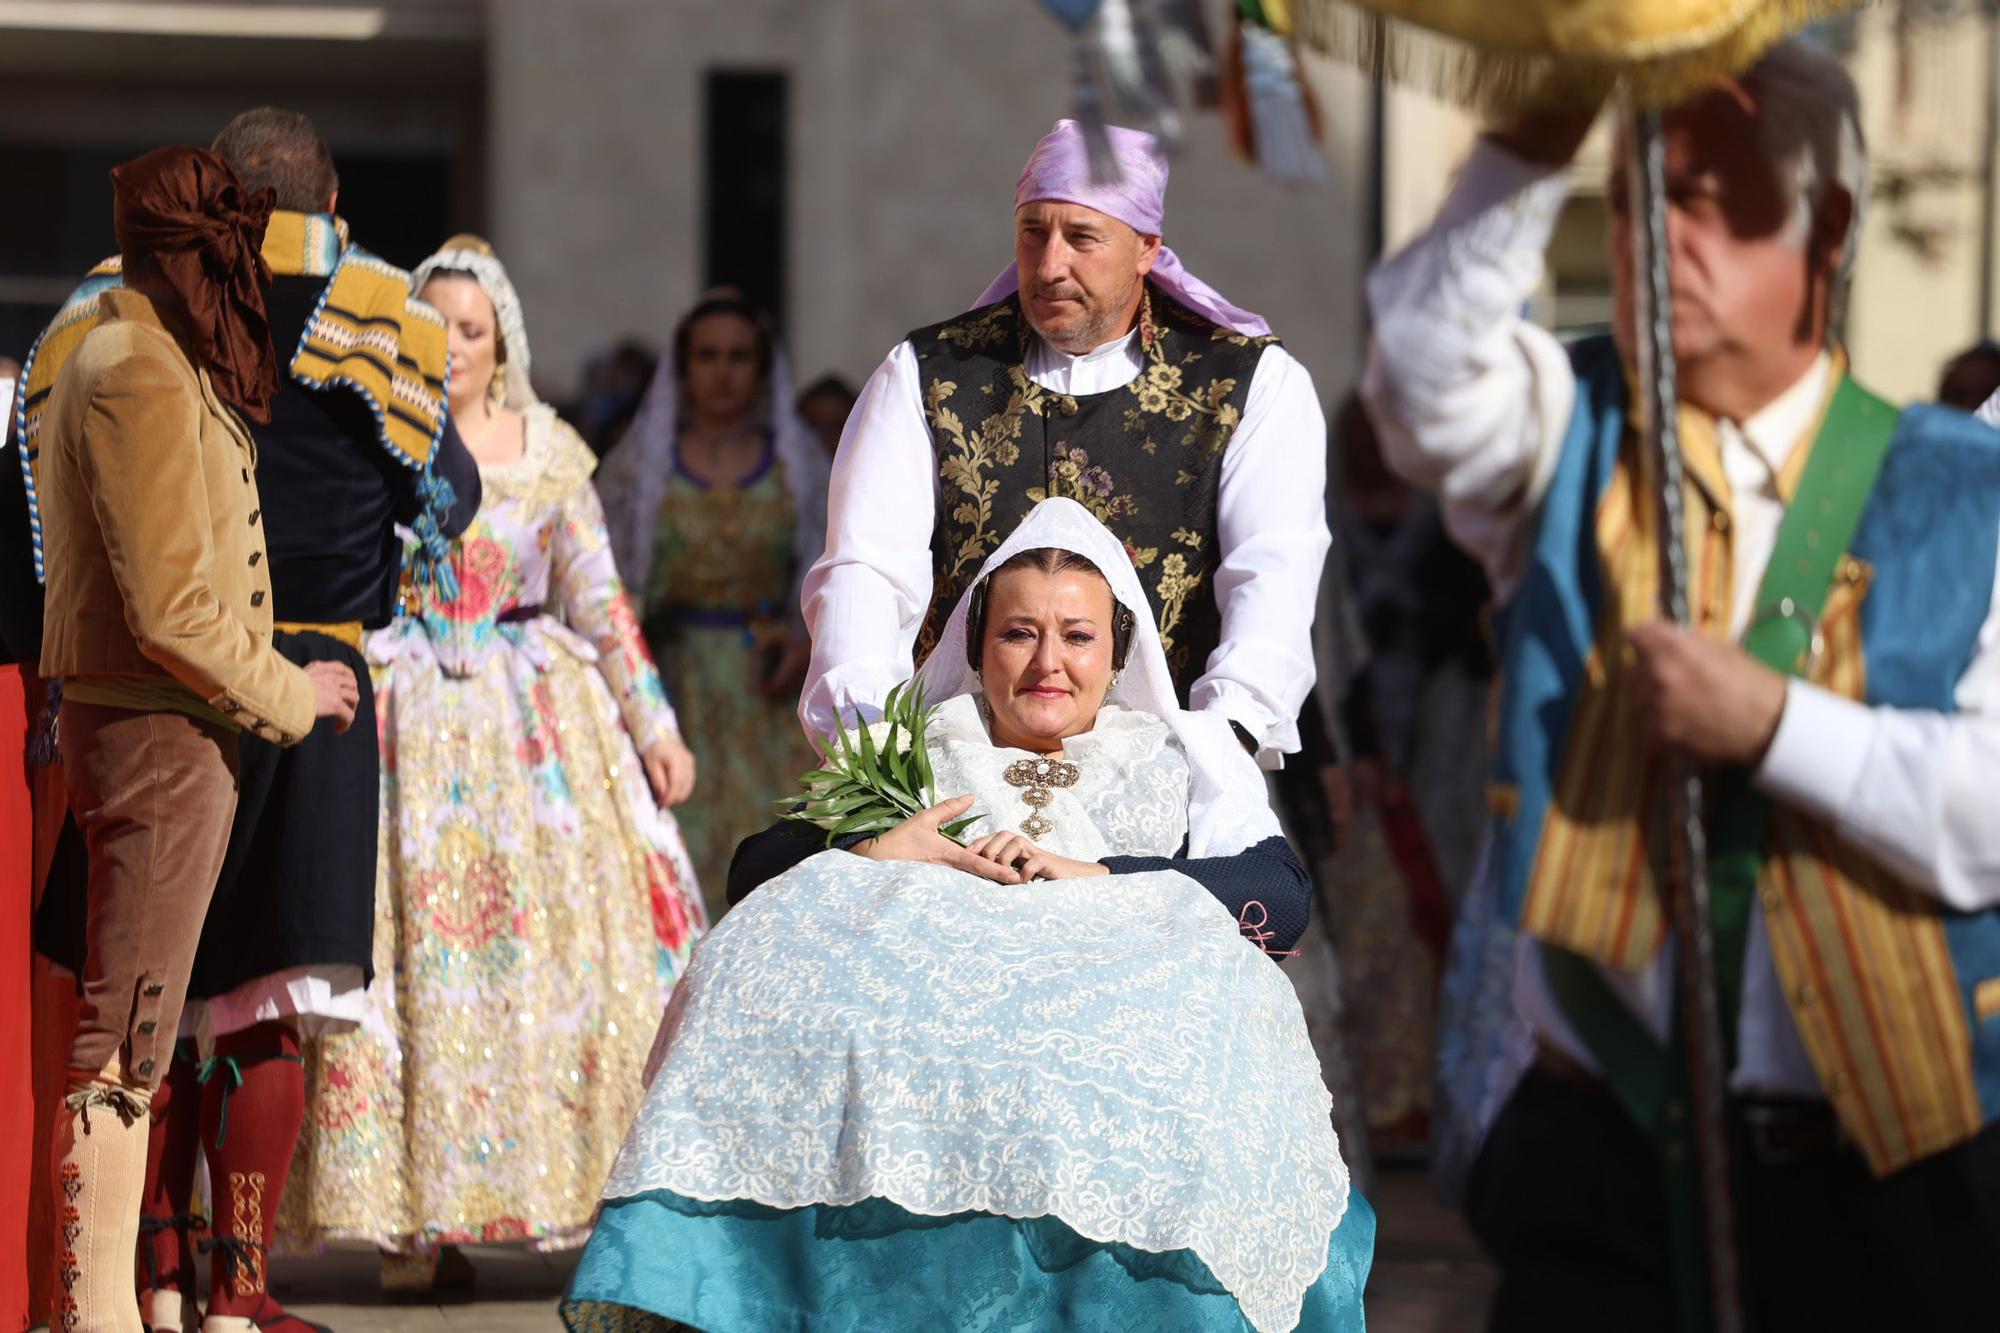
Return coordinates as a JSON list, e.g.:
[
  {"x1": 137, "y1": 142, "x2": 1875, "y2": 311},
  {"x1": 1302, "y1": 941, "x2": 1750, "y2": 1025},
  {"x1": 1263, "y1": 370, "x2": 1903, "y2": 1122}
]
[{"x1": 1101, "y1": 835, "x2": 1313, "y2": 956}]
